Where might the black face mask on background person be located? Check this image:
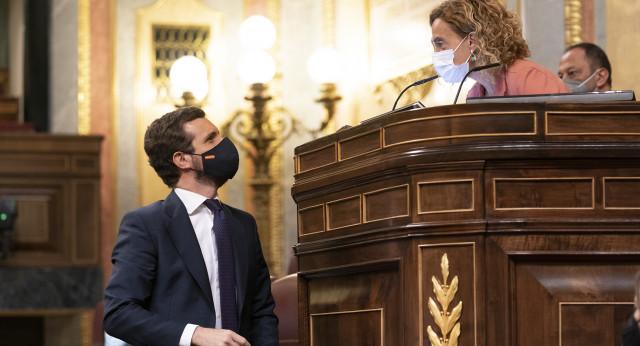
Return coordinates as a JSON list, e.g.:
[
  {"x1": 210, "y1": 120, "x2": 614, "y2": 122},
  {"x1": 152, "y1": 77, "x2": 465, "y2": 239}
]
[{"x1": 187, "y1": 137, "x2": 240, "y2": 180}]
